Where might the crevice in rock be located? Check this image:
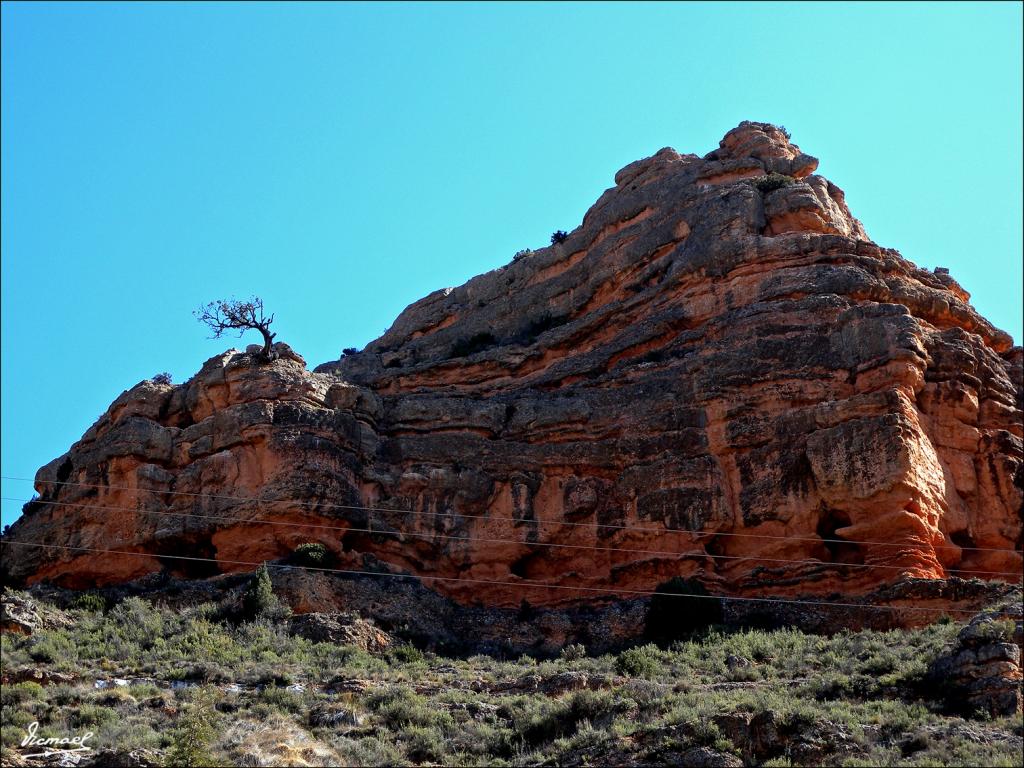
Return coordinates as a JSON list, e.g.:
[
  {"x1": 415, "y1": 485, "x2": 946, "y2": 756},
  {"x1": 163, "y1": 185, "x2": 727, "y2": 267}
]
[
  {"x1": 816, "y1": 507, "x2": 864, "y2": 565},
  {"x1": 950, "y1": 530, "x2": 976, "y2": 551},
  {"x1": 56, "y1": 458, "x2": 74, "y2": 483},
  {"x1": 153, "y1": 534, "x2": 220, "y2": 578},
  {"x1": 510, "y1": 552, "x2": 544, "y2": 580}
]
